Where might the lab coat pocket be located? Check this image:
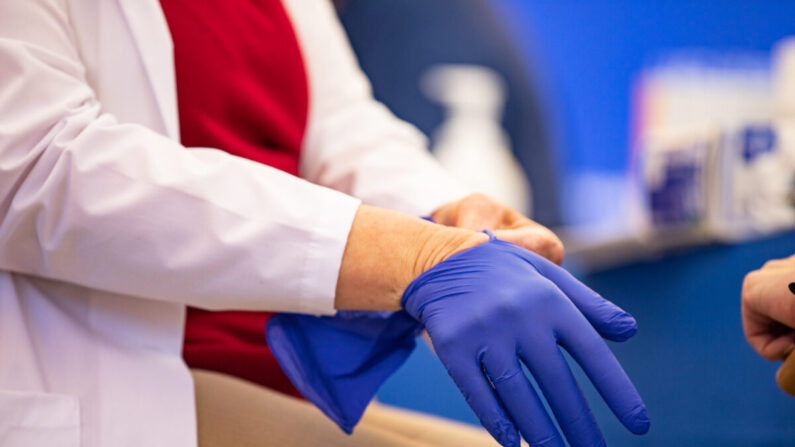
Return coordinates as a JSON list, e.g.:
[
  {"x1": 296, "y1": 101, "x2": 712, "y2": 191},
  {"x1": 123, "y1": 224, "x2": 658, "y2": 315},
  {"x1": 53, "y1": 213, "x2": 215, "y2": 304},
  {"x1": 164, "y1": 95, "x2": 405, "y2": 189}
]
[{"x1": 0, "y1": 390, "x2": 80, "y2": 447}]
